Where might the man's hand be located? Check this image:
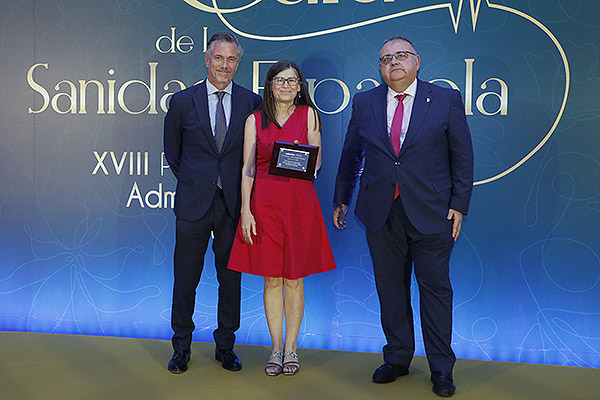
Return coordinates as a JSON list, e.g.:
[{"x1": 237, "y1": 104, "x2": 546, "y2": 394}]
[
  {"x1": 447, "y1": 209, "x2": 464, "y2": 241},
  {"x1": 333, "y1": 204, "x2": 349, "y2": 229}
]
